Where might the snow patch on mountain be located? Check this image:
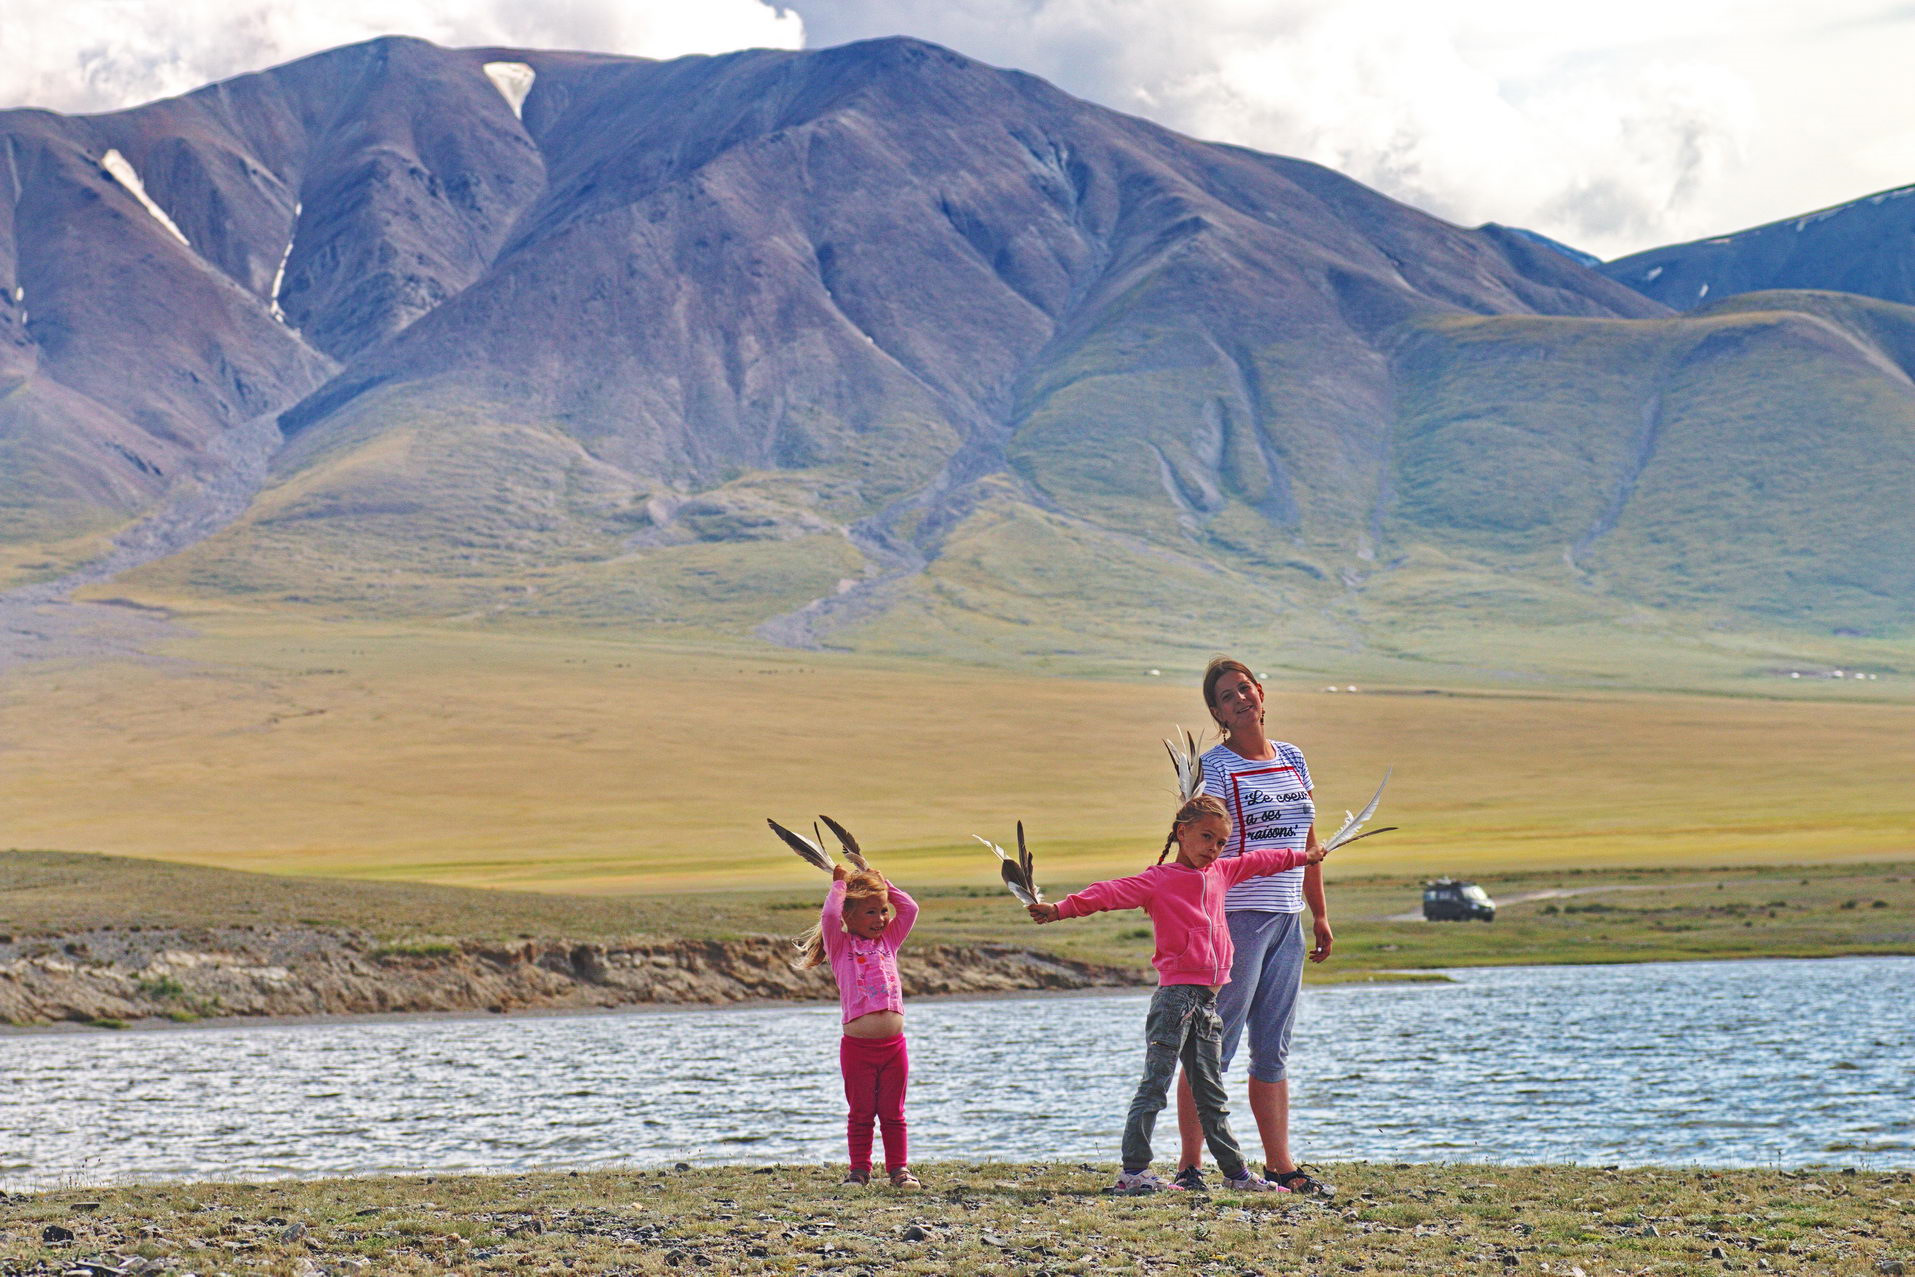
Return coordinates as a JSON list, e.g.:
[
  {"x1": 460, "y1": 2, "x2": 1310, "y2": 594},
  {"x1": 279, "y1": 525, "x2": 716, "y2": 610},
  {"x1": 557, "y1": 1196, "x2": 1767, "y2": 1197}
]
[
  {"x1": 99, "y1": 149, "x2": 190, "y2": 247},
  {"x1": 483, "y1": 62, "x2": 535, "y2": 119}
]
